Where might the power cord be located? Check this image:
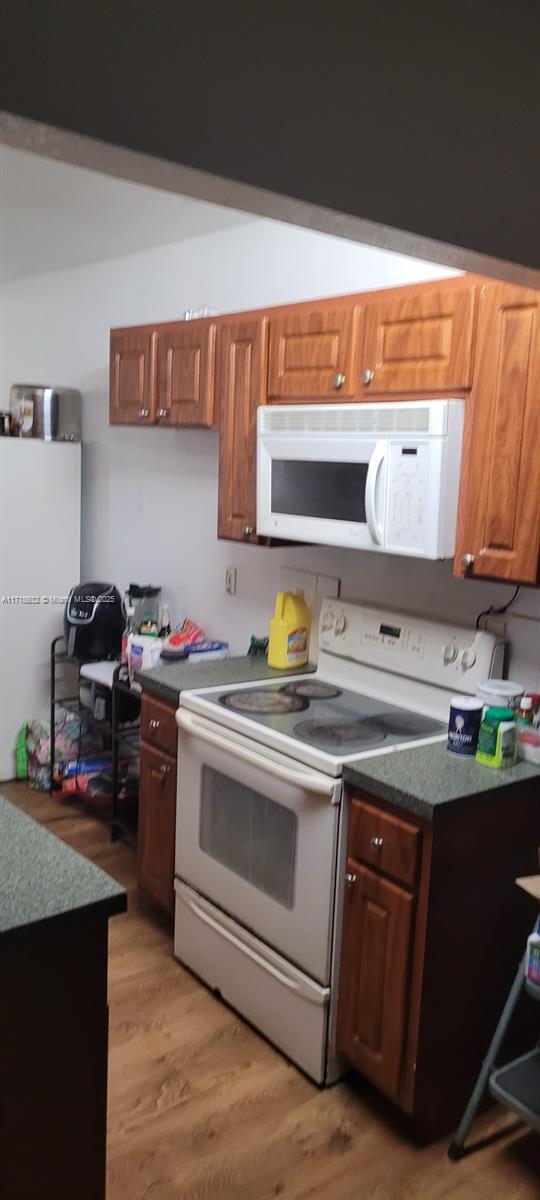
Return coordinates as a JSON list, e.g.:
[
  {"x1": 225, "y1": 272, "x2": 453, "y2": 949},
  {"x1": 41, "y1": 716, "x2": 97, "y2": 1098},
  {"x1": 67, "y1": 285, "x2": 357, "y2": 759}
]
[{"x1": 475, "y1": 586, "x2": 521, "y2": 630}]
